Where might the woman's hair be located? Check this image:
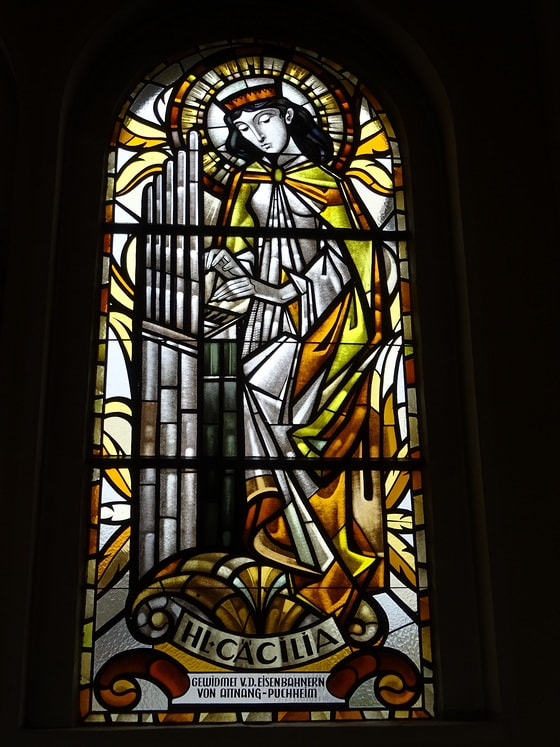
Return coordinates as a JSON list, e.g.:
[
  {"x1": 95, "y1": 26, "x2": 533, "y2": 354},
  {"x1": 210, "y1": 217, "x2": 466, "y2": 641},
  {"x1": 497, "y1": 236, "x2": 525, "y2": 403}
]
[{"x1": 224, "y1": 97, "x2": 334, "y2": 164}]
